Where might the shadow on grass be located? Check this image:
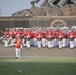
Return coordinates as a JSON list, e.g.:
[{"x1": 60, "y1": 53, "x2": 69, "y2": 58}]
[{"x1": 0, "y1": 58, "x2": 76, "y2": 75}]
